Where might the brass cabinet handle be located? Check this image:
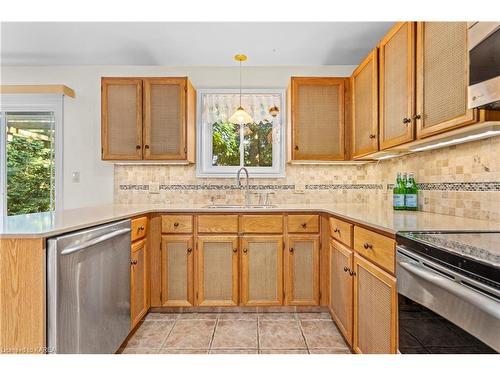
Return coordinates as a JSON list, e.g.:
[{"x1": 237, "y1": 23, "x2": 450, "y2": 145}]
[
  {"x1": 334, "y1": 228, "x2": 340, "y2": 233},
  {"x1": 402, "y1": 117, "x2": 411, "y2": 124},
  {"x1": 232, "y1": 248, "x2": 238, "y2": 253},
  {"x1": 173, "y1": 222, "x2": 179, "y2": 227},
  {"x1": 243, "y1": 248, "x2": 248, "y2": 254},
  {"x1": 412, "y1": 114, "x2": 421, "y2": 120},
  {"x1": 363, "y1": 242, "x2": 373, "y2": 250},
  {"x1": 343, "y1": 266, "x2": 349, "y2": 273},
  {"x1": 187, "y1": 248, "x2": 193, "y2": 253},
  {"x1": 138, "y1": 225, "x2": 145, "y2": 231},
  {"x1": 349, "y1": 270, "x2": 356, "y2": 276},
  {"x1": 369, "y1": 134, "x2": 376, "y2": 139},
  {"x1": 294, "y1": 145, "x2": 299, "y2": 150},
  {"x1": 289, "y1": 248, "x2": 294, "y2": 253},
  {"x1": 144, "y1": 144, "x2": 150, "y2": 149},
  {"x1": 130, "y1": 260, "x2": 138, "y2": 265},
  {"x1": 301, "y1": 223, "x2": 307, "y2": 228},
  {"x1": 136, "y1": 145, "x2": 141, "y2": 150}
]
